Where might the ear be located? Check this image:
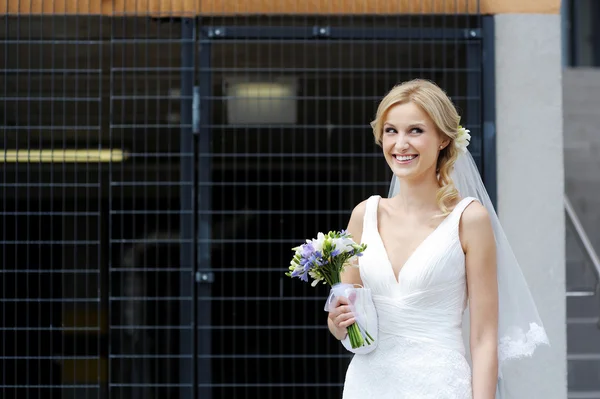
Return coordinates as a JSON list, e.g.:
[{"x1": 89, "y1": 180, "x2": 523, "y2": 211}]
[{"x1": 439, "y1": 138, "x2": 450, "y2": 150}]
